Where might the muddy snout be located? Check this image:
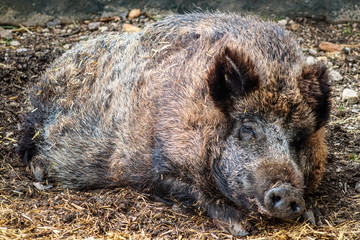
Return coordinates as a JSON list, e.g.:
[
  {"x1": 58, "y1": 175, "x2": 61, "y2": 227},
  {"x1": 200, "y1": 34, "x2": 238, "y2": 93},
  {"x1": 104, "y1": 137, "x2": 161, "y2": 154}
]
[{"x1": 264, "y1": 185, "x2": 305, "y2": 219}]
